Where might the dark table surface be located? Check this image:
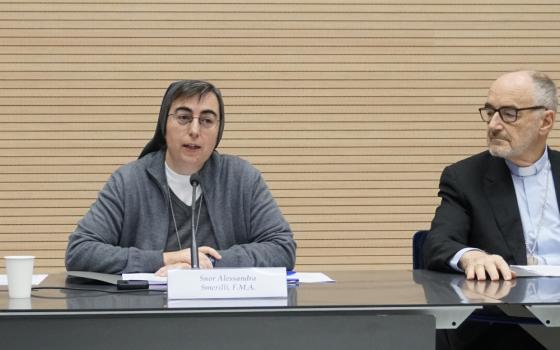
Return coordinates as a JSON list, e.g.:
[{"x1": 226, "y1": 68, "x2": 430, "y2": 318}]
[{"x1": 1, "y1": 269, "x2": 559, "y2": 313}]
